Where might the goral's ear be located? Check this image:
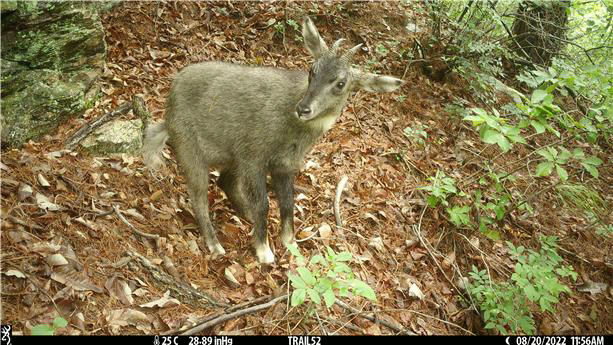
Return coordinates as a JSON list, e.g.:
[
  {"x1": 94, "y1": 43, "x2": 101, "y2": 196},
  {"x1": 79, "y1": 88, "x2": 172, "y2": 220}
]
[
  {"x1": 352, "y1": 69, "x2": 404, "y2": 93},
  {"x1": 302, "y1": 17, "x2": 328, "y2": 58}
]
